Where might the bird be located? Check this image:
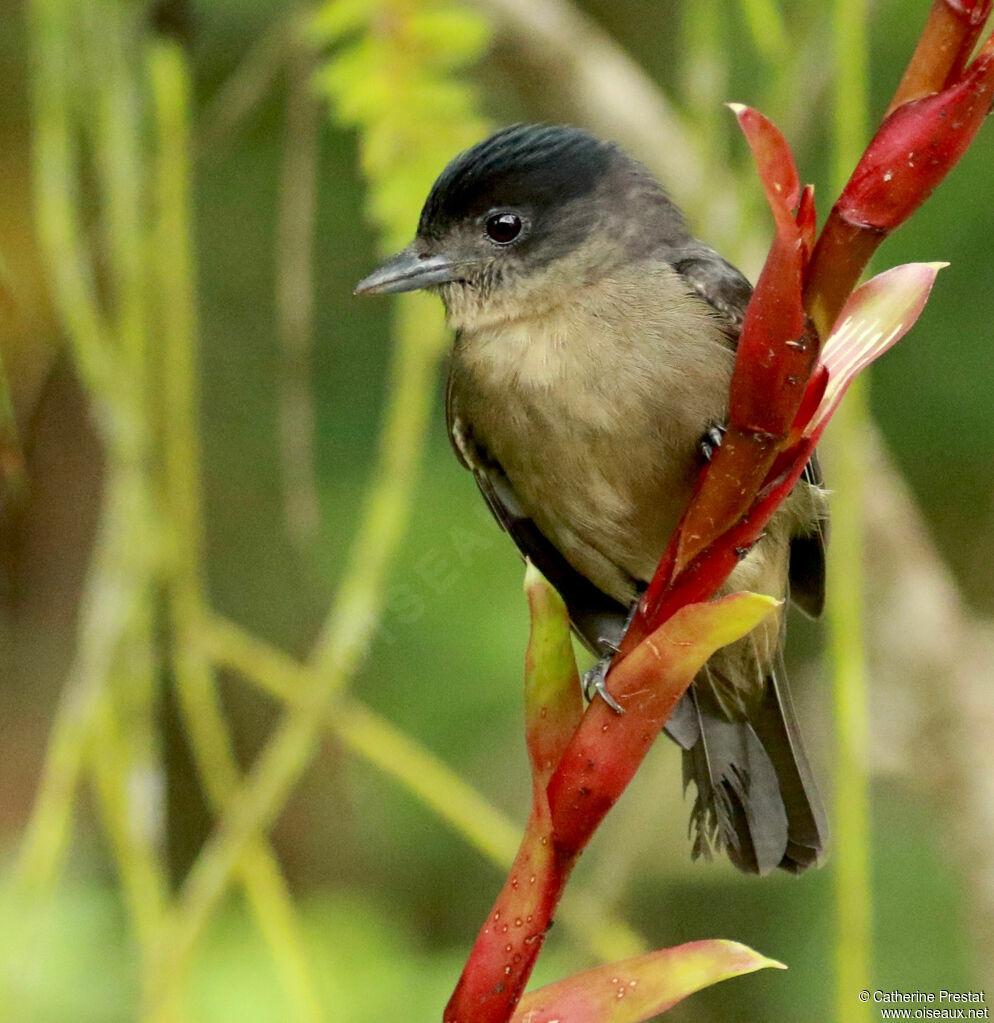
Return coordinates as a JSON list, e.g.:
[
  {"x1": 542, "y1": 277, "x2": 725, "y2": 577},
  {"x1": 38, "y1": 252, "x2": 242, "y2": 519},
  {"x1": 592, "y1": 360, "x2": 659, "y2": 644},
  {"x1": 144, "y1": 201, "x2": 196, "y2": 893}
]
[{"x1": 355, "y1": 123, "x2": 829, "y2": 875}]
